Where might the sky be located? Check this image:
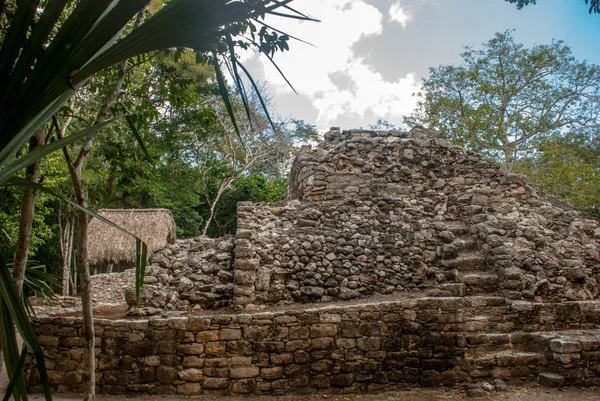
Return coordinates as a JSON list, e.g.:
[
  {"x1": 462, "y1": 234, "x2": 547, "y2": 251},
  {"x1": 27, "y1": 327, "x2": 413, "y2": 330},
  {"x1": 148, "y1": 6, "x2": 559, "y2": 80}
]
[{"x1": 239, "y1": 0, "x2": 600, "y2": 131}]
